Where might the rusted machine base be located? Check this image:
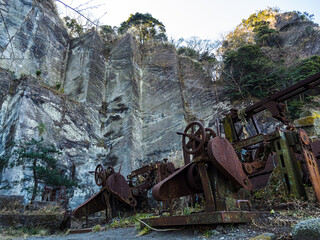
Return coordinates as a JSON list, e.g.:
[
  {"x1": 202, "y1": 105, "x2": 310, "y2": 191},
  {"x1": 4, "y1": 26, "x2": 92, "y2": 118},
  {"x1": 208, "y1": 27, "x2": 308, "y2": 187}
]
[
  {"x1": 141, "y1": 211, "x2": 259, "y2": 228},
  {"x1": 69, "y1": 228, "x2": 93, "y2": 234}
]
